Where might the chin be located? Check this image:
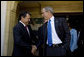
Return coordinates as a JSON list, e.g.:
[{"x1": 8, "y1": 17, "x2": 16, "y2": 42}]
[
  {"x1": 44, "y1": 18, "x2": 47, "y2": 20},
  {"x1": 26, "y1": 23, "x2": 28, "y2": 25}
]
